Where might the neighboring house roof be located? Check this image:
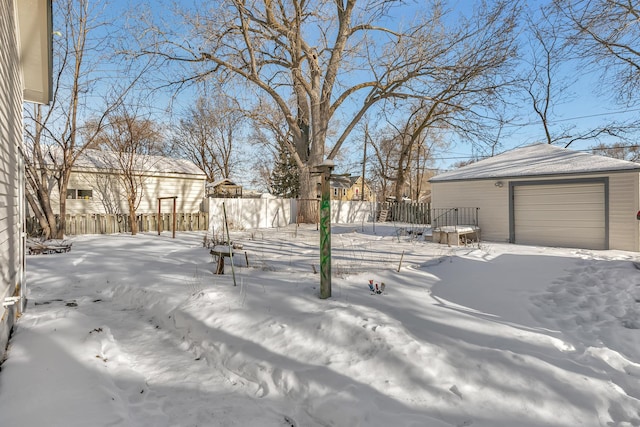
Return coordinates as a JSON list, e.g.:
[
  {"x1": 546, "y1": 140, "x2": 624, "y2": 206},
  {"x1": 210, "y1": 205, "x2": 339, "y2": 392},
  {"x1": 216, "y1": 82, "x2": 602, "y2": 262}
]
[
  {"x1": 207, "y1": 178, "x2": 239, "y2": 189},
  {"x1": 431, "y1": 143, "x2": 640, "y2": 182},
  {"x1": 67, "y1": 149, "x2": 205, "y2": 176},
  {"x1": 330, "y1": 175, "x2": 367, "y2": 188},
  {"x1": 330, "y1": 176, "x2": 352, "y2": 189},
  {"x1": 206, "y1": 178, "x2": 242, "y2": 198}
]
